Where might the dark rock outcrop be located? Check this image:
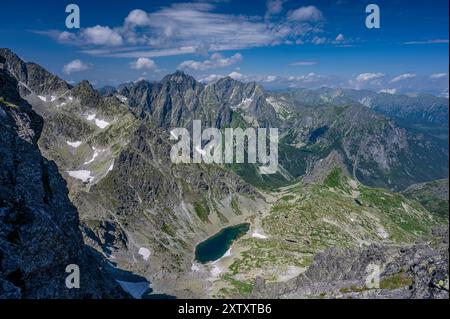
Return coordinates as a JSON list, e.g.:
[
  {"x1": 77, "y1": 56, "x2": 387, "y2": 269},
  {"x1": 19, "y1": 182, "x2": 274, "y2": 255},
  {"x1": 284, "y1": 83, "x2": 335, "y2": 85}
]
[
  {"x1": 0, "y1": 68, "x2": 126, "y2": 298},
  {"x1": 0, "y1": 48, "x2": 71, "y2": 96}
]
